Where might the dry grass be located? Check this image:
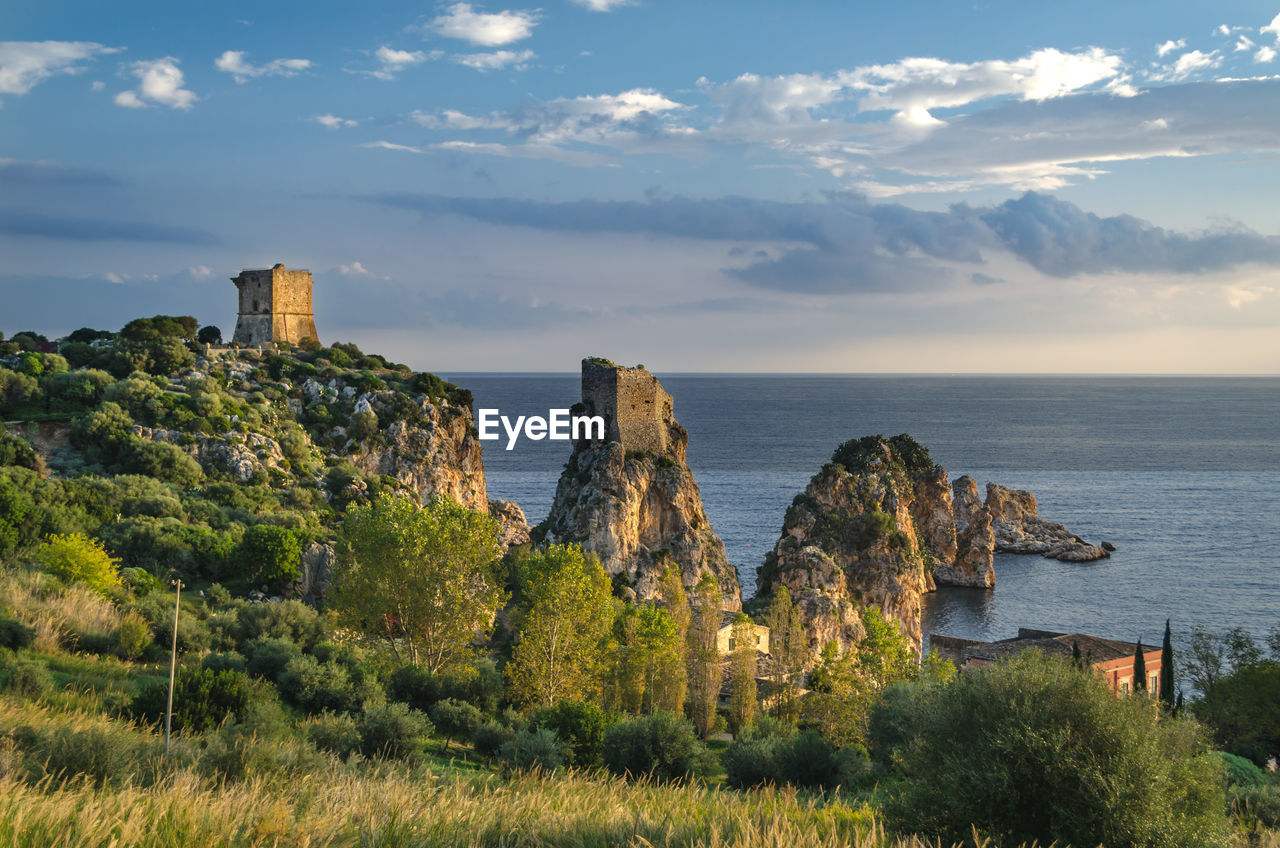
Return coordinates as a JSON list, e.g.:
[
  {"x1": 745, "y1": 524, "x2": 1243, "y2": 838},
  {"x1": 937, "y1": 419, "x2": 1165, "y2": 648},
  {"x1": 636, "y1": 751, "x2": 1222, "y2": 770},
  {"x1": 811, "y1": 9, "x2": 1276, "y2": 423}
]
[{"x1": 0, "y1": 567, "x2": 121, "y2": 652}]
